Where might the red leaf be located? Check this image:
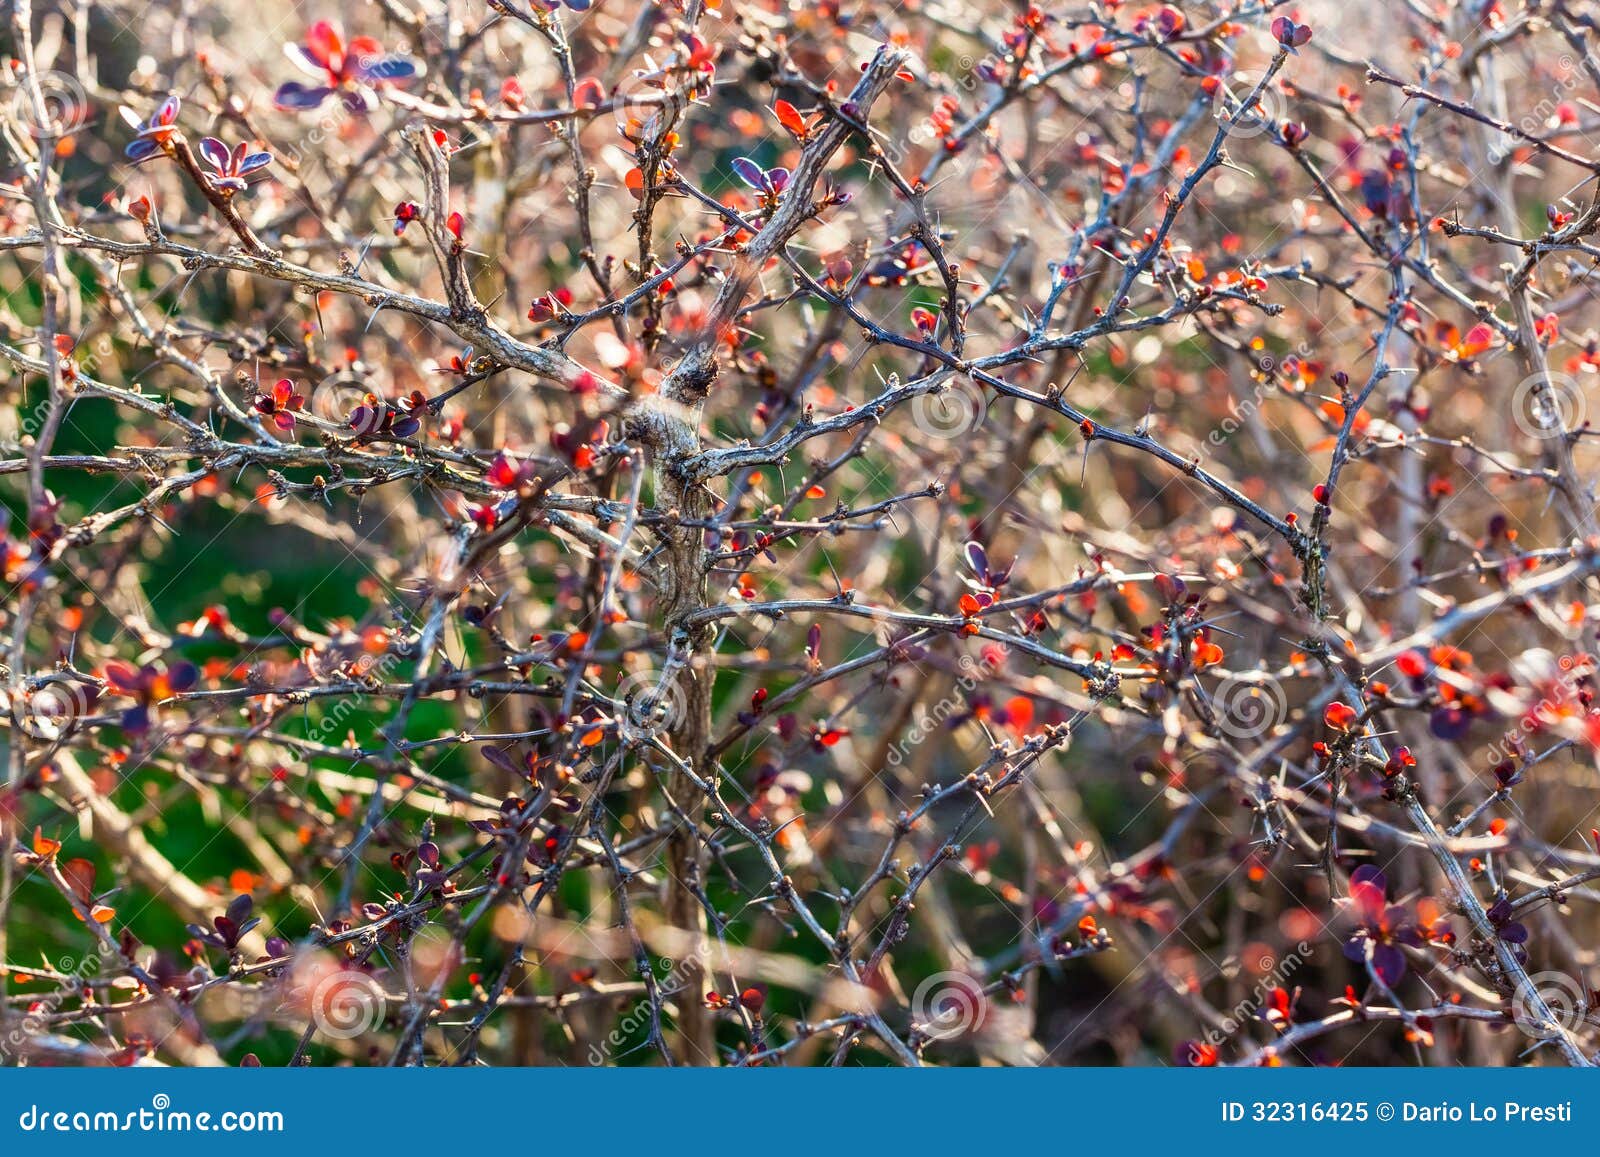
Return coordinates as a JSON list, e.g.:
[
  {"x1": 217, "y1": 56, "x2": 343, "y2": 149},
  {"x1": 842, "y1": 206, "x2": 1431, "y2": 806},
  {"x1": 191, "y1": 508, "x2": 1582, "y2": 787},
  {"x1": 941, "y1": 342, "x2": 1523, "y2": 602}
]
[
  {"x1": 61, "y1": 857, "x2": 97, "y2": 903},
  {"x1": 1324, "y1": 701, "x2": 1358, "y2": 731},
  {"x1": 1457, "y1": 322, "x2": 1494, "y2": 359},
  {"x1": 573, "y1": 77, "x2": 604, "y2": 110},
  {"x1": 773, "y1": 99, "x2": 807, "y2": 138}
]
